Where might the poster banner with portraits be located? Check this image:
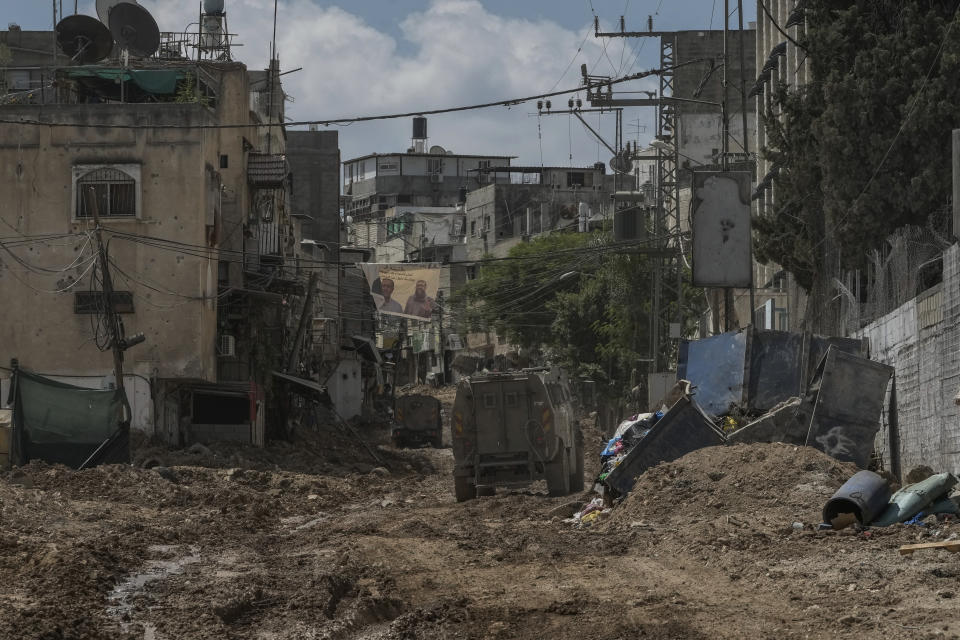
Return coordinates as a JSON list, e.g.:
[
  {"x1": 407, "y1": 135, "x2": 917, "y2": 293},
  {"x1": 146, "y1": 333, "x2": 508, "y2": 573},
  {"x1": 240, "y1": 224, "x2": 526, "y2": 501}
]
[{"x1": 360, "y1": 263, "x2": 441, "y2": 322}]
